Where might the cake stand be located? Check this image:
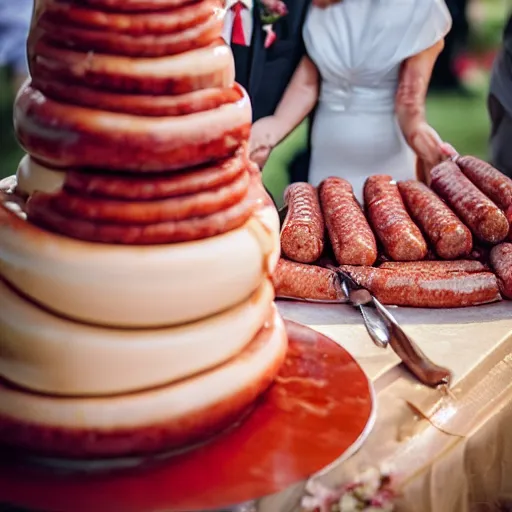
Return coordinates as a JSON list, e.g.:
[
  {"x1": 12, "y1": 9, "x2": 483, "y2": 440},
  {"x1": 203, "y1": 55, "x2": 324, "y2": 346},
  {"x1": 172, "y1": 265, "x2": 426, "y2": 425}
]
[{"x1": 0, "y1": 320, "x2": 375, "y2": 512}]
